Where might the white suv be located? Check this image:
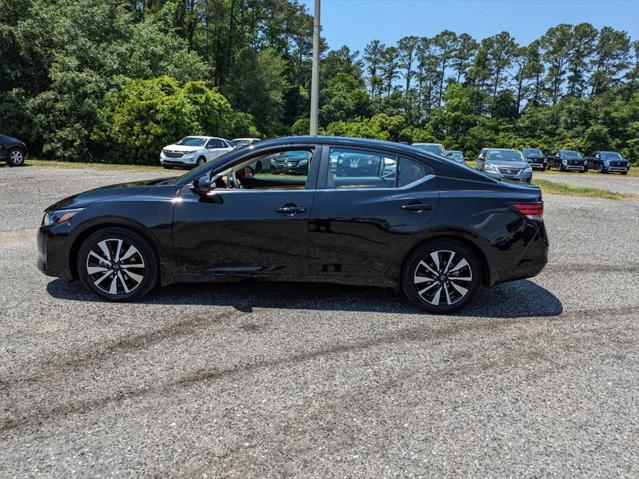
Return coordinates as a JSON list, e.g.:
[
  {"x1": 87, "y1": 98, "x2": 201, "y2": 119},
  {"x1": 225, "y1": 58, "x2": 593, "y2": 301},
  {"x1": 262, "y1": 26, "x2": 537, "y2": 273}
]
[{"x1": 160, "y1": 136, "x2": 234, "y2": 168}]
